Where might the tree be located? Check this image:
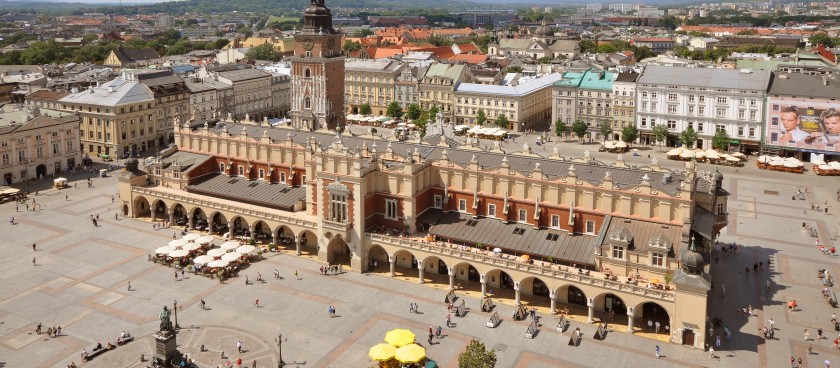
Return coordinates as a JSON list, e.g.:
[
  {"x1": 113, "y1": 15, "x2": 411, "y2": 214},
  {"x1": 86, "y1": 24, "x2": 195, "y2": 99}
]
[
  {"x1": 343, "y1": 40, "x2": 361, "y2": 52},
  {"x1": 578, "y1": 39, "x2": 597, "y2": 53},
  {"x1": 245, "y1": 43, "x2": 282, "y2": 62},
  {"x1": 505, "y1": 66, "x2": 523, "y2": 73},
  {"x1": 712, "y1": 129, "x2": 730, "y2": 150},
  {"x1": 495, "y1": 114, "x2": 509, "y2": 129},
  {"x1": 428, "y1": 105, "x2": 439, "y2": 121},
  {"x1": 555, "y1": 119, "x2": 567, "y2": 138},
  {"x1": 20, "y1": 41, "x2": 69, "y2": 65},
  {"x1": 571, "y1": 119, "x2": 588, "y2": 141},
  {"x1": 680, "y1": 126, "x2": 698, "y2": 148},
  {"x1": 458, "y1": 339, "x2": 497, "y2": 368},
  {"x1": 406, "y1": 104, "x2": 421, "y2": 120},
  {"x1": 476, "y1": 109, "x2": 486, "y2": 125},
  {"x1": 809, "y1": 32, "x2": 835, "y2": 47},
  {"x1": 166, "y1": 39, "x2": 193, "y2": 56},
  {"x1": 651, "y1": 124, "x2": 669, "y2": 152},
  {"x1": 598, "y1": 120, "x2": 611, "y2": 142},
  {"x1": 386, "y1": 101, "x2": 403, "y2": 120},
  {"x1": 359, "y1": 103, "x2": 371, "y2": 115},
  {"x1": 621, "y1": 125, "x2": 638, "y2": 145}
]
